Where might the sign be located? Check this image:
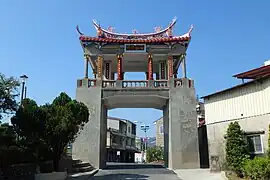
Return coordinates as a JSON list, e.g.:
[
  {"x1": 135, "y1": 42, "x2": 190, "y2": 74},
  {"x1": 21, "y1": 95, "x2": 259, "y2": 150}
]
[
  {"x1": 124, "y1": 44, "x2": 146, "y2": 53},
  {"x1": 117, "y1": 151, "x2": 120, "y2": 155}
]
